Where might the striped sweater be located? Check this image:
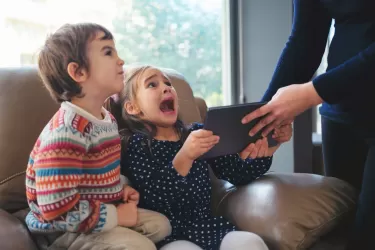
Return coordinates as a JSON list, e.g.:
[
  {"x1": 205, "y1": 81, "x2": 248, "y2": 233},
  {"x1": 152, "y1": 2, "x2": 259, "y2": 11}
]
[{"x1": 25, "y1": 102, "x2": 125, "y2": 234}]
